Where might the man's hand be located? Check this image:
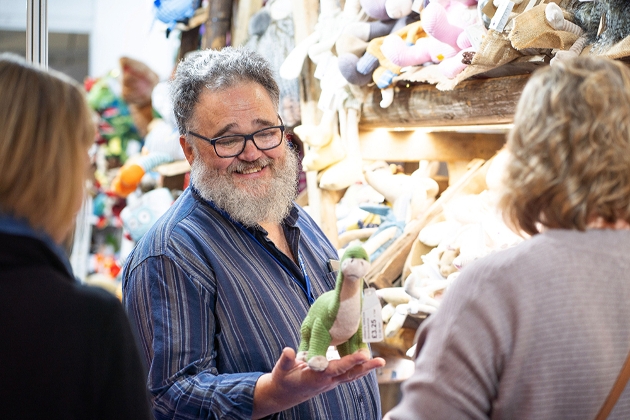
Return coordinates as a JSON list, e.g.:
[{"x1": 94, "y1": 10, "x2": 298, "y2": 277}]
[{"x1": 252, "y1": 347, "x2": 386, "y2": 419}]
